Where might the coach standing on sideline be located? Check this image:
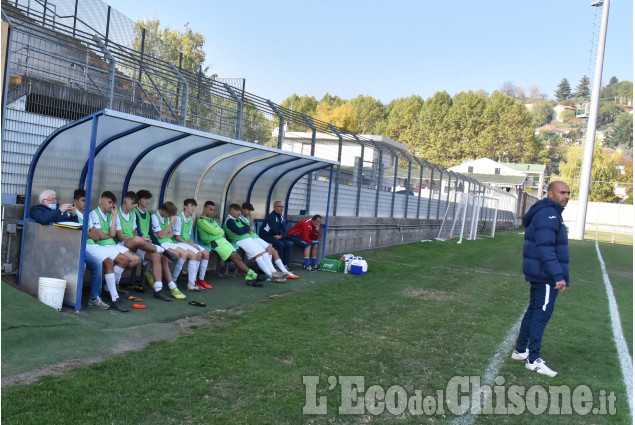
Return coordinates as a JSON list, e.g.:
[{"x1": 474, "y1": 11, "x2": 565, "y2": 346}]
[{"x1": 511, "y1": 181, "x2": 570, "y2": 378}]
